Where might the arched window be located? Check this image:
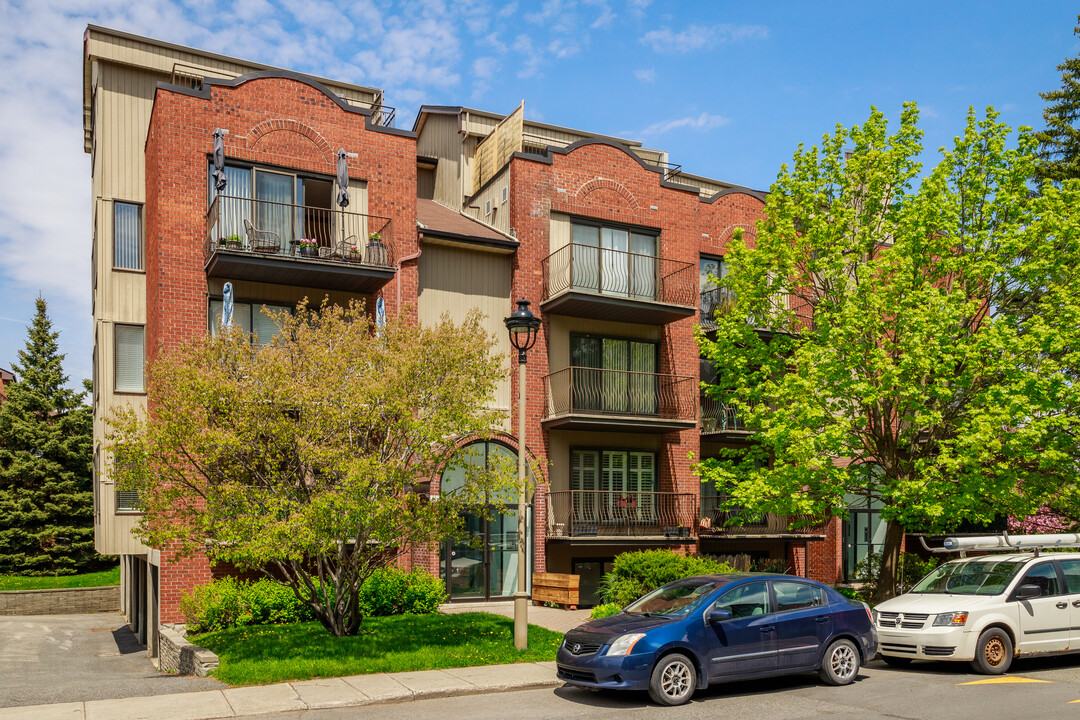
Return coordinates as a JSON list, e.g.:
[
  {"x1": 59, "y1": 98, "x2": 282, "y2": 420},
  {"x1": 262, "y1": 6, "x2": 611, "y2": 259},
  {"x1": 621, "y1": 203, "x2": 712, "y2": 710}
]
[{"x1": 440, "y1": 440, "x2": 518, "y2": 505}]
